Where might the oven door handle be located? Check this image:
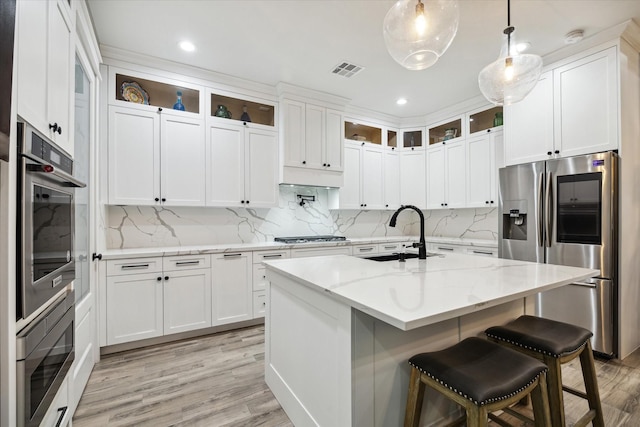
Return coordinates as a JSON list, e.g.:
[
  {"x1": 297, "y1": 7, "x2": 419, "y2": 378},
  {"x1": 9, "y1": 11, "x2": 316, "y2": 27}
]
[{"x1": 22, "y1": 152, "x2": 86, "y2": 188}]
